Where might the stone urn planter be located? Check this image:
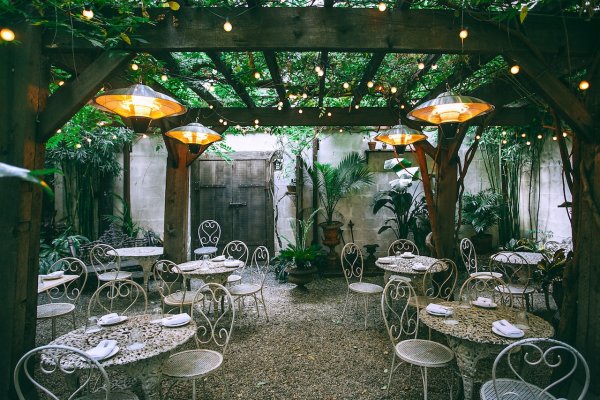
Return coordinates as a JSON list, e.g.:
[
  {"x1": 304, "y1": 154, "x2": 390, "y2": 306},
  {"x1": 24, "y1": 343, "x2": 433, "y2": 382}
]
[
  {"x1": 367, "y1": 141, "x2": 377, "y2": 151},
  {"x1": 320, "y1": 221, "x2": 343, "y2": 273},
  {"x1": 287, "y1": 262, "x2": 317, "y2": 287}
]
